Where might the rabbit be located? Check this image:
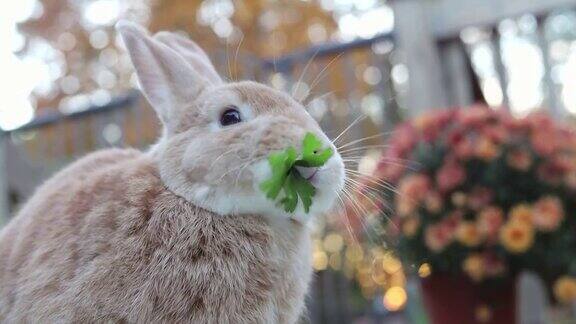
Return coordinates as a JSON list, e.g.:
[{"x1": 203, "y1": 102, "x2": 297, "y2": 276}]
[{"x1": 0, "y1": 21, "x2": 345, "y2": 323}]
